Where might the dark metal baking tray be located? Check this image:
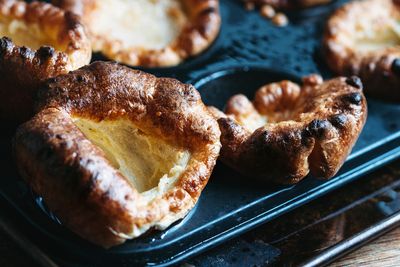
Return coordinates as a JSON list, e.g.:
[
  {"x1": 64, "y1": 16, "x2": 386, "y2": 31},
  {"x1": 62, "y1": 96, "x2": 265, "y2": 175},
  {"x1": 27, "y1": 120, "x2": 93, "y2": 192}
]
[
  {"x1": 1, "y1": 0, "x2": 400, "y2": 266},
  {"x1": 187, "y1": 159, "x2": 400, "y2": 266}
]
